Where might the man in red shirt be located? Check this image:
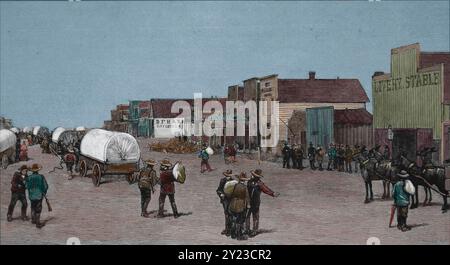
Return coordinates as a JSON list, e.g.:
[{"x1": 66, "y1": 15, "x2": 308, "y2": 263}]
[
  {"x1": 246, "y1": 169, "x2": 280, "y2": 237},
  {"x1": 7, "y1": 165, "x2": 29, "y2": 222},
  {"x1": 64, "y1": 146, "x2": 77, "y2": 179},
  {"x1": 157, "y1": 159, "x2": 180, "y2": 218}
]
